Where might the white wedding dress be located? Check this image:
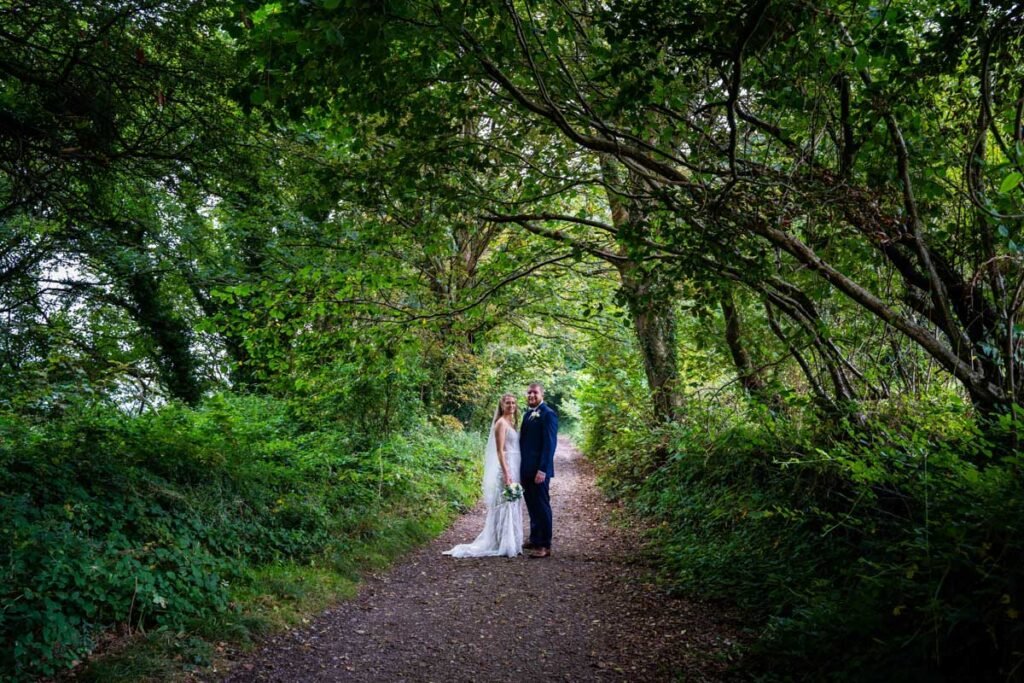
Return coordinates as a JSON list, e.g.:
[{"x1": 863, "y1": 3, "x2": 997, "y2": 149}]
[{"x1": 443, "y1": 421, "x2": 523, "y2": 558}]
